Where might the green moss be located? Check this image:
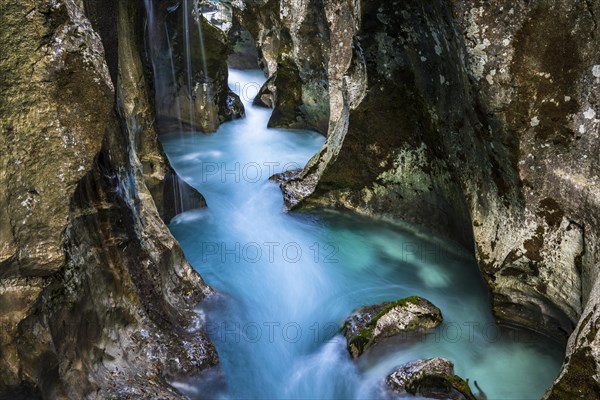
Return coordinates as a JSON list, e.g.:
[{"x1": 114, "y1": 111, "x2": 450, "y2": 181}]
[
  {"x1": 346, "y1": 296, "x2": 441, "y2": 357},
  {"x1": 444, "y1": 375, "x2": 477, "y2": 400},
  {"x1": 546, "y1": 347, "x2": 600, "y2": 399},
  {"x1": 347, "y1": 330, "x2": 371, "y2": 357},
  {"x1": 371, "y1": 296, "x2": 423, "y2": 324}
]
